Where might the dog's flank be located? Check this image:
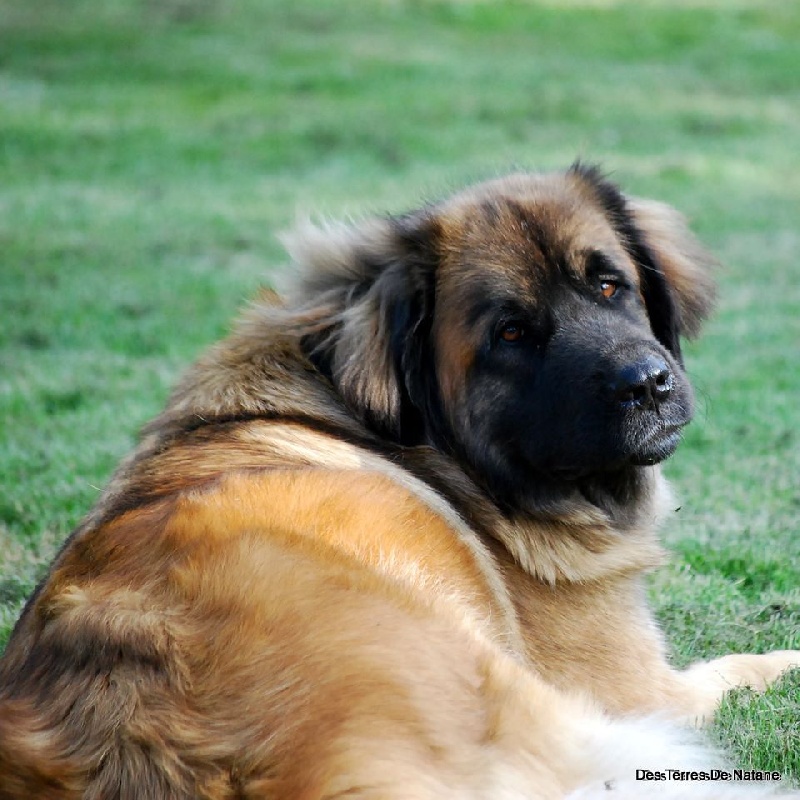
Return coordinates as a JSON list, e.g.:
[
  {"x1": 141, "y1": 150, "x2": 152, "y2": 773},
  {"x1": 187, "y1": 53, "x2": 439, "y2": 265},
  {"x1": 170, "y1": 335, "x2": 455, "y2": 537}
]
[{"x1": 0, "y1": 165, "x2": 797, "y2": 800}]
